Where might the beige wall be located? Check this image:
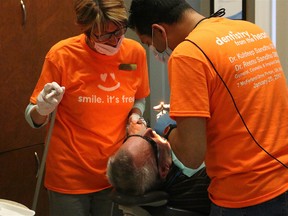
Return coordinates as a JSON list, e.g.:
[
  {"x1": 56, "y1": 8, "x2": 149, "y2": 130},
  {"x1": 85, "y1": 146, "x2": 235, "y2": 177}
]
[
  {"x1": 276, "y1": 0, "x2": 288, "y2": 77},
  {"x1": 124, "y1": 0, "x2": 138, "y2": 41}
]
